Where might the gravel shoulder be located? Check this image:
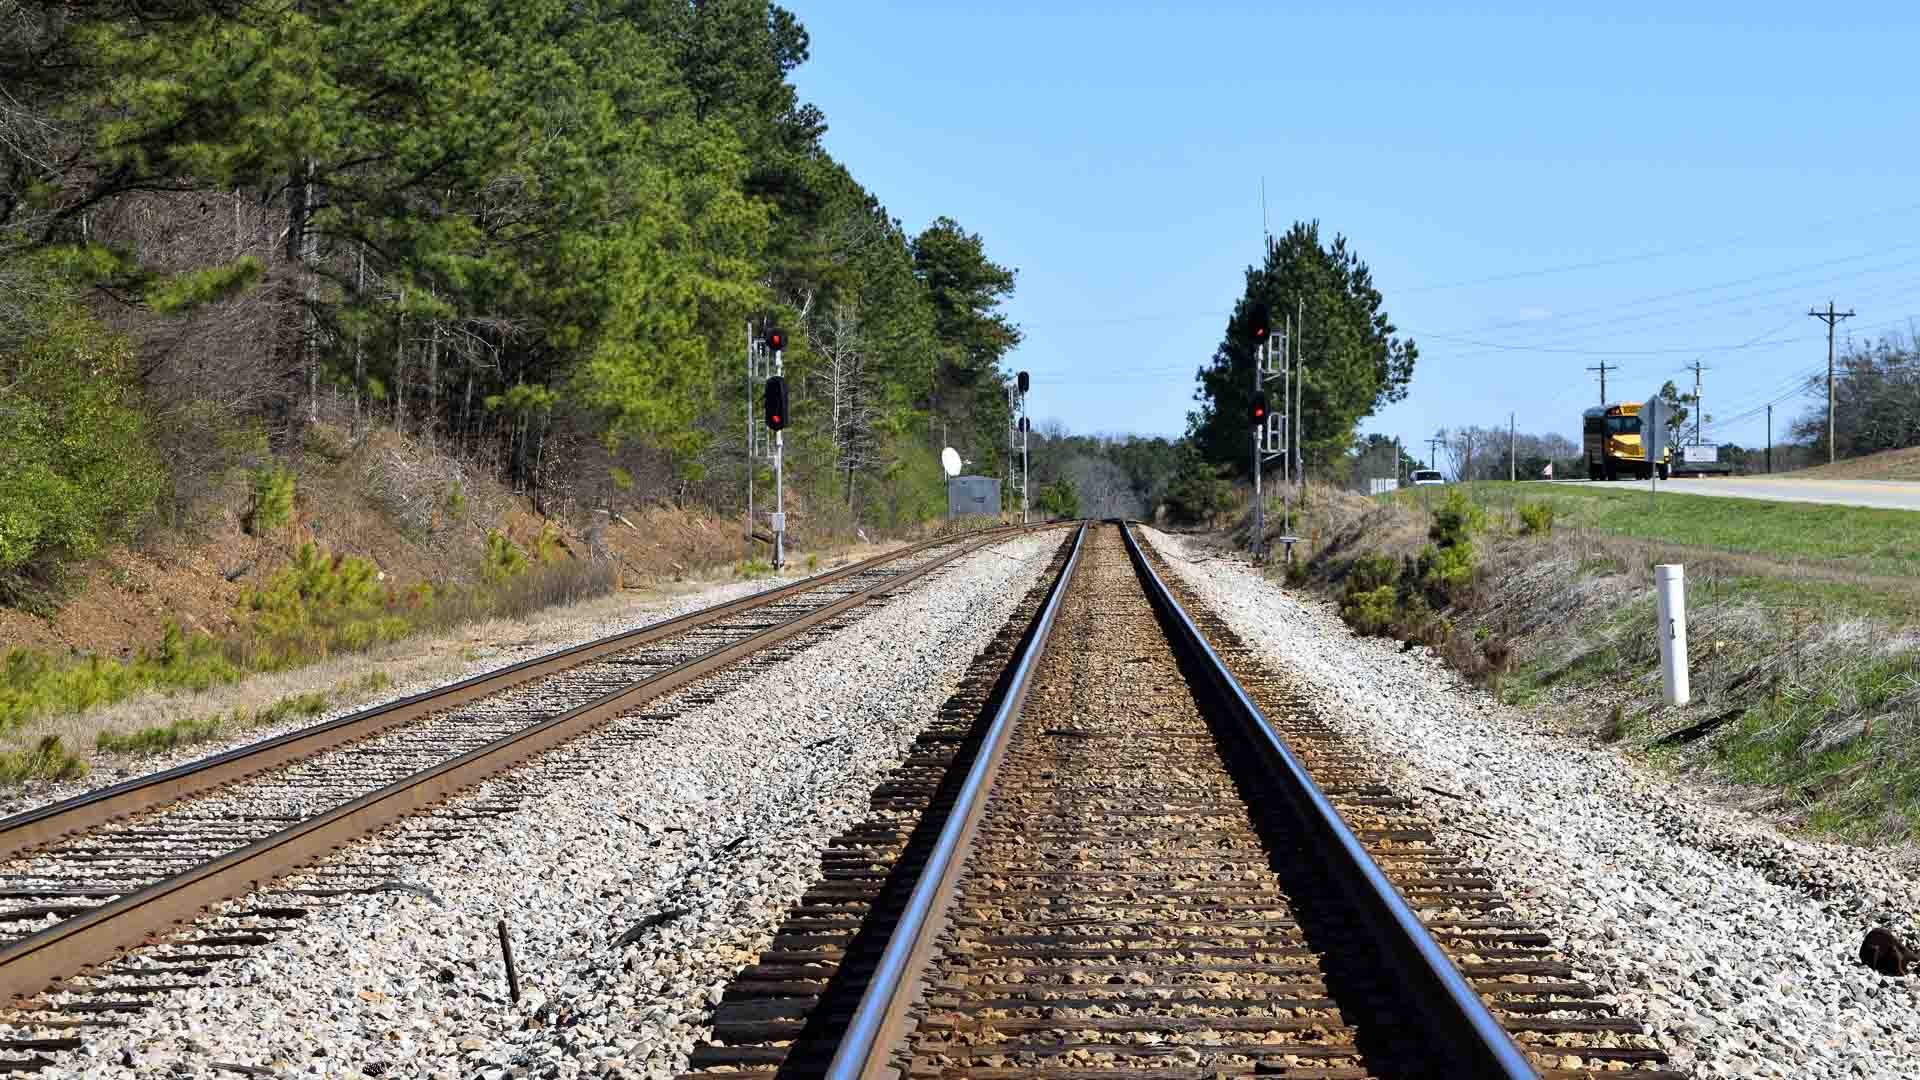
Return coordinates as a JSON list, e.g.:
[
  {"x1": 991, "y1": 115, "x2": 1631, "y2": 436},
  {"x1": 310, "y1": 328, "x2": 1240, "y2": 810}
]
[
  {"x1": 1142, "y1": 526, "x2": 1920, "y2": 1080},
  {"x1": 44, "y1": 531, "x2": 1063, "y2": 1079}
]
